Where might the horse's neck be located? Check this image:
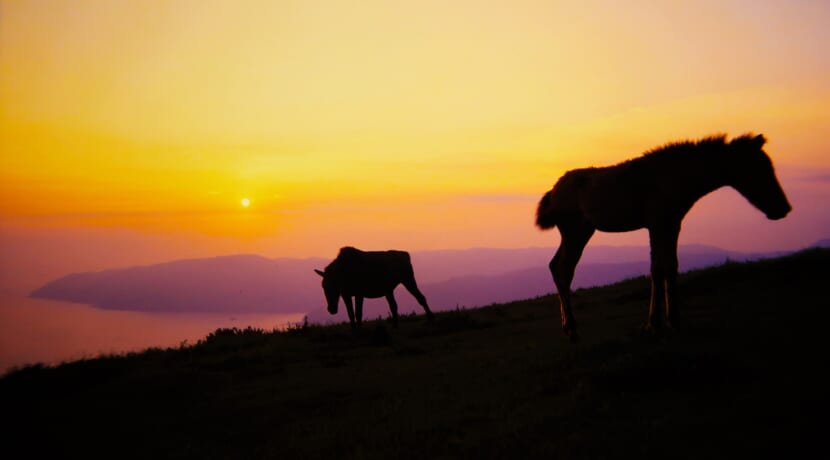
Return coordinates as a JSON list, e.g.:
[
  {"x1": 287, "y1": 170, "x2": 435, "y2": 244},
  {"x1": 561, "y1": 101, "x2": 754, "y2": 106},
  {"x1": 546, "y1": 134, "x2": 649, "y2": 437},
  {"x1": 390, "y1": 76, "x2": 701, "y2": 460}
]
[{"x1": 664, "y1": 151, "x2": 730, "y2": 205}]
